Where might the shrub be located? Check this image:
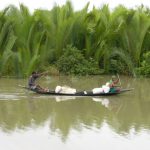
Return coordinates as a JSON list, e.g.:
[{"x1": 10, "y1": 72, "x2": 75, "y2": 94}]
[
  {"x1": 56, "y1": 45, "x2": 100, "y2": 75},
  {"x1": 136, "y1": 52, "x2": 150, "y2": 77},
  {"x1": 109, "y1": 57, "x2": 131, "y2": 75}
]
